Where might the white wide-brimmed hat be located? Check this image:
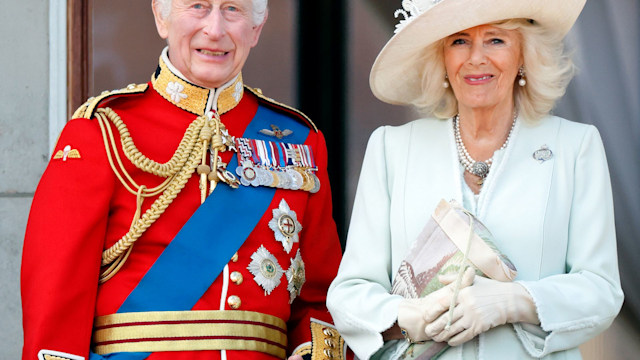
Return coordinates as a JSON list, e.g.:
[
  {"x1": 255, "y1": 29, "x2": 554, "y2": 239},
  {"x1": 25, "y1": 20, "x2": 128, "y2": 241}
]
[{"x1": 370, "y1": 0, "x2": 586, "y2": 105}]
